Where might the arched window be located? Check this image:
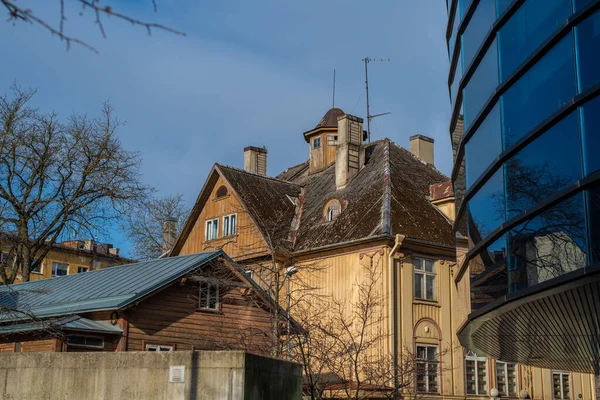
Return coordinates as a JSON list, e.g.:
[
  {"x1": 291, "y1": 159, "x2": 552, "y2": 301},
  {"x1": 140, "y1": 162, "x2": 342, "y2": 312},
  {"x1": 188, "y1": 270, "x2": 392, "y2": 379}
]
[
  {"x1": 324, "y1": 199, "x2": 341, "y2": 221},
  {"x1": 215, "y1": 185, "x2": 228, "y2": 198}
]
